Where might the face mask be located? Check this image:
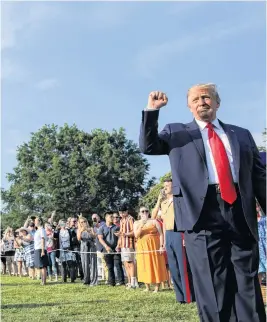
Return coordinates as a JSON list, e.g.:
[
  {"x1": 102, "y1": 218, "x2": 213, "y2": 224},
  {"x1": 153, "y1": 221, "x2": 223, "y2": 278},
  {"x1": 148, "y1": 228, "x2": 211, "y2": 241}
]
[{"x1": 60, "y1": 224, "x2": 65, "y2": 227}]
